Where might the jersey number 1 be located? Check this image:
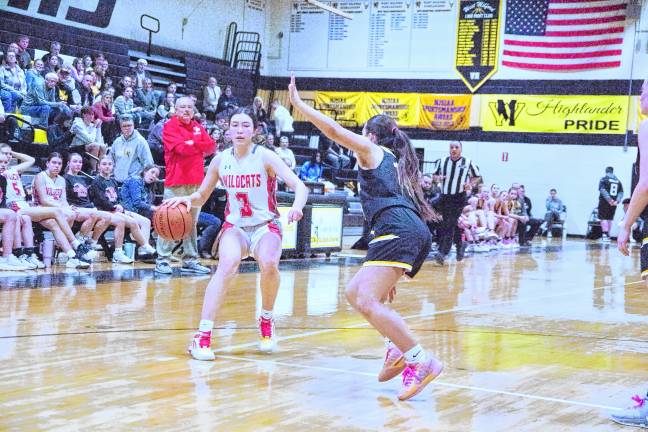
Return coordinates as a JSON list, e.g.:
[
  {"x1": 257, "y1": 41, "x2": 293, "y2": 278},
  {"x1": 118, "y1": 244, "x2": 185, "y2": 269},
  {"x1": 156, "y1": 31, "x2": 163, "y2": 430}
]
[{"x1": 235, "y1": 192, "x2": 253, "y2": 217}]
